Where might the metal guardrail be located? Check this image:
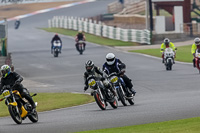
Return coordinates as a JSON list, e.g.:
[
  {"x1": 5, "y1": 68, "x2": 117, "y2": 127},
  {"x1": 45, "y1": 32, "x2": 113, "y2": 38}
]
[{"x1": 48, "y1": 16, "x2": 151, "y2": 44}]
